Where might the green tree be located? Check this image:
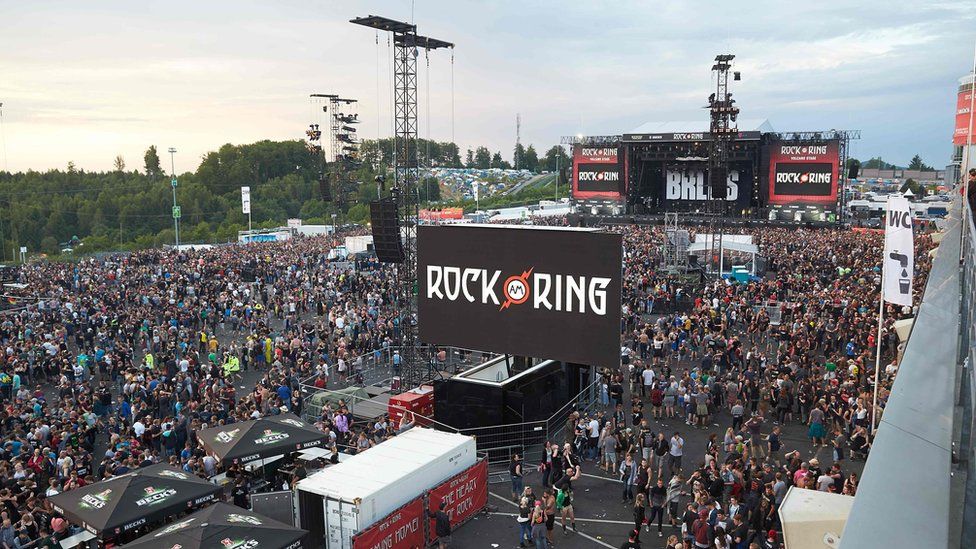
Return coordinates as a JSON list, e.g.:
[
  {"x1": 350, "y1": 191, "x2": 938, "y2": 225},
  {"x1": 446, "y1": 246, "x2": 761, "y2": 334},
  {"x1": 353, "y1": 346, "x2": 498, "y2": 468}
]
[
  {"x1": 900, "y1": 178, "x2": 921, "y2": 195},
  {"x1": 513, "y1": 143, "x2": 526, "y2": 170},
  {"x1": 465, "y1": 148, "x2": 475, "y2": 168},
  {"x1": 861, "y1": 157, "x2": 898, "y2": 170},
  {"x1": 40, "y1": 236, "x2": 59, "y2": 255},
  {"x1": 418, "y1": 176, "x2": 441, "y2": 203},
  {"x1": 523, "y1": 145, "x2": 539, "y2": 173},
  {"x1": 144, "y1": 145, "x2": 162, "y2": 177},
  {"x1": 542, "y1": 145, "x2": 570, "y2": 172},
  {"x1": 907, "y1": 154, "x2": 934, "y2": 171},
  {"x1": 474, "y1": 147, "x2": 491, "y2": 169}
]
